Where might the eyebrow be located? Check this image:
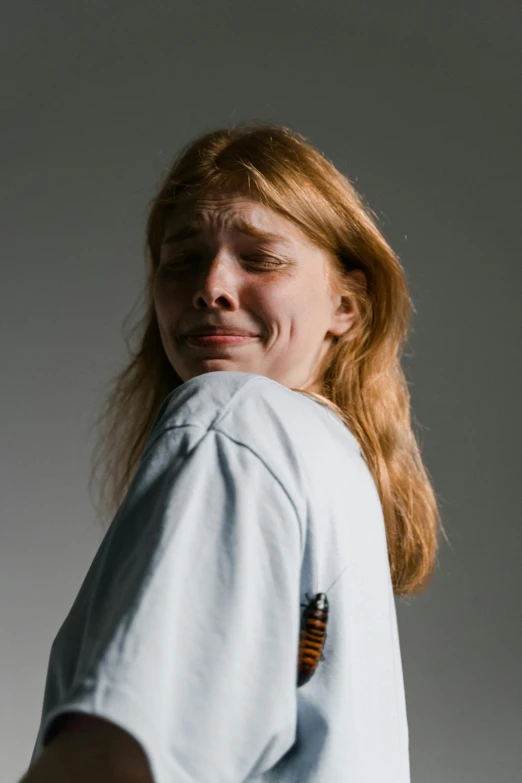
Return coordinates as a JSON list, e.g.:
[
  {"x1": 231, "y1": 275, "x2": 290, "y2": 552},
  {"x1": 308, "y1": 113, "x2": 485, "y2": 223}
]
[{"x1": 161, "y1": 216, "x2": 292, "y2": 248}]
